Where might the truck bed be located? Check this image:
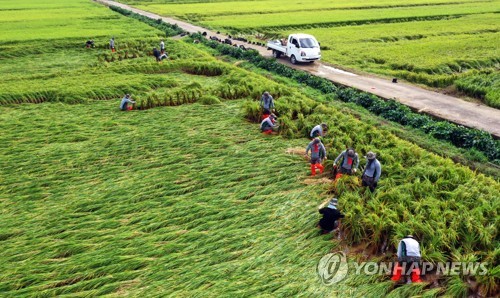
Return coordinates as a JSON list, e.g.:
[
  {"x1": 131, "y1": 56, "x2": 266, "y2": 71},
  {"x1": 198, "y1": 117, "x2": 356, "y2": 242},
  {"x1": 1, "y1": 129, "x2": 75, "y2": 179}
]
[{"x1": 267, "y1": 40, "x2": 286, "y2": 53}]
